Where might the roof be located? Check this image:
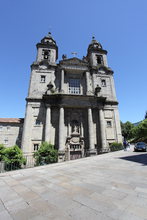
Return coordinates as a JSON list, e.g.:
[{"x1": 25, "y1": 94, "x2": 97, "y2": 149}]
[{"x1": 0, "y1": 118, "x2": 24, "y2": 123}]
